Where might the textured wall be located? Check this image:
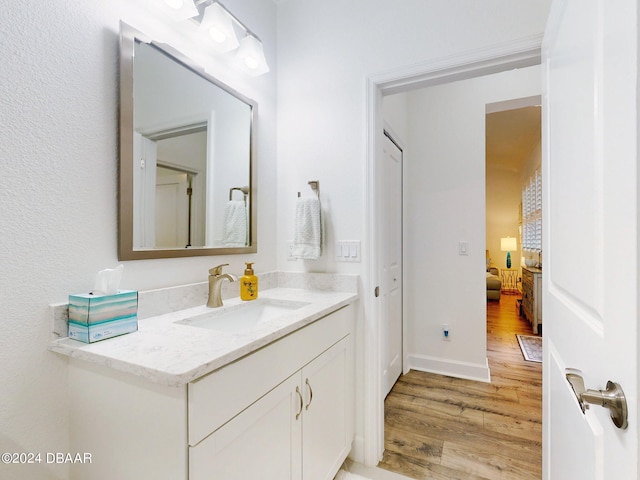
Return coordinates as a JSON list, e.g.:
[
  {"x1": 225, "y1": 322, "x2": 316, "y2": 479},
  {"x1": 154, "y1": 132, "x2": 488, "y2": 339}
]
[{"x1": 0, "y1": 1, "x2": 276, "y2": 478}]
